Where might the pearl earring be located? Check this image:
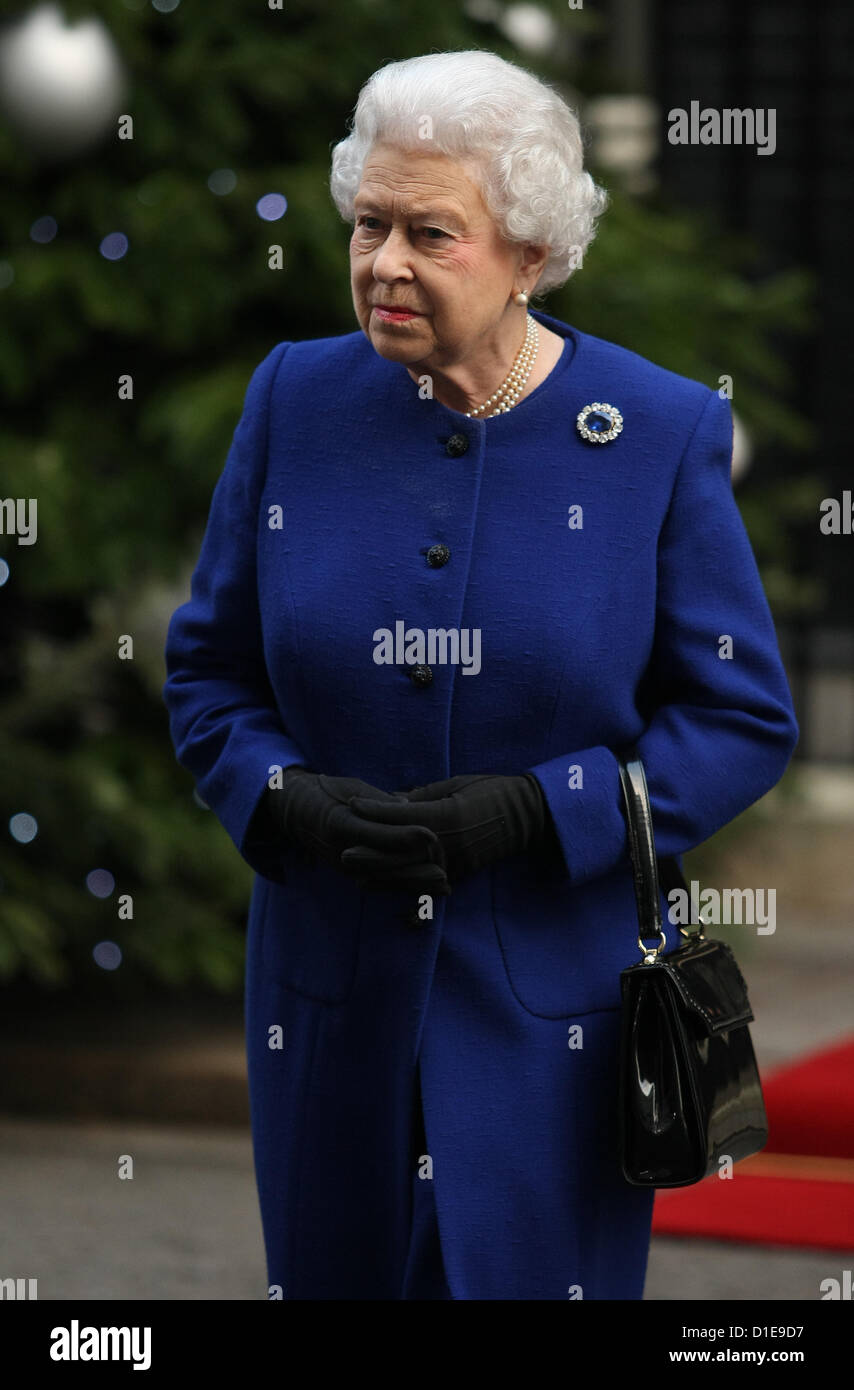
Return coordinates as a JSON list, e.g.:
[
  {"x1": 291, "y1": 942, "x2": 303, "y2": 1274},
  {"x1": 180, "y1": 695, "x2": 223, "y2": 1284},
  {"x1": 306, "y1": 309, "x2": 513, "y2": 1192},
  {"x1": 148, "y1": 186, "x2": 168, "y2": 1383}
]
[{"x1": 513, "y1": 289, "x2": 528, "y2": 306}]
